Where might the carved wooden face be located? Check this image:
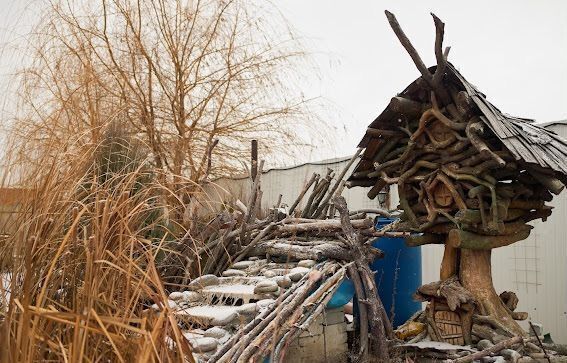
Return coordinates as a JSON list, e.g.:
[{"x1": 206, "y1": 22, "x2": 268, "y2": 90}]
[
  {"x1": 425, "y1": 120, "x2": 456, "y2": 148},
  {"x1": 433, "y1": 183, "x2": 453, "y2": 207},
  {"x1": 429, "y1": 121, "x2": 453, "y2": 144}
]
